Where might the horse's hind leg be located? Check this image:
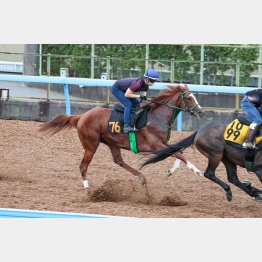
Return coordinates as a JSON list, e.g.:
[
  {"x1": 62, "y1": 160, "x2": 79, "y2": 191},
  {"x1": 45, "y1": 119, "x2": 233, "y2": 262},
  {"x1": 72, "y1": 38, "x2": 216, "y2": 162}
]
[
  {"x1": 109, "y1": 145, "x2": 147, "y2": 185},
  {"x1": 79, "y1": 141, "x2": 100, "y2": 192},
  {"x1": 168, "y1": 159, "x2": 181, "y2": 176}
]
